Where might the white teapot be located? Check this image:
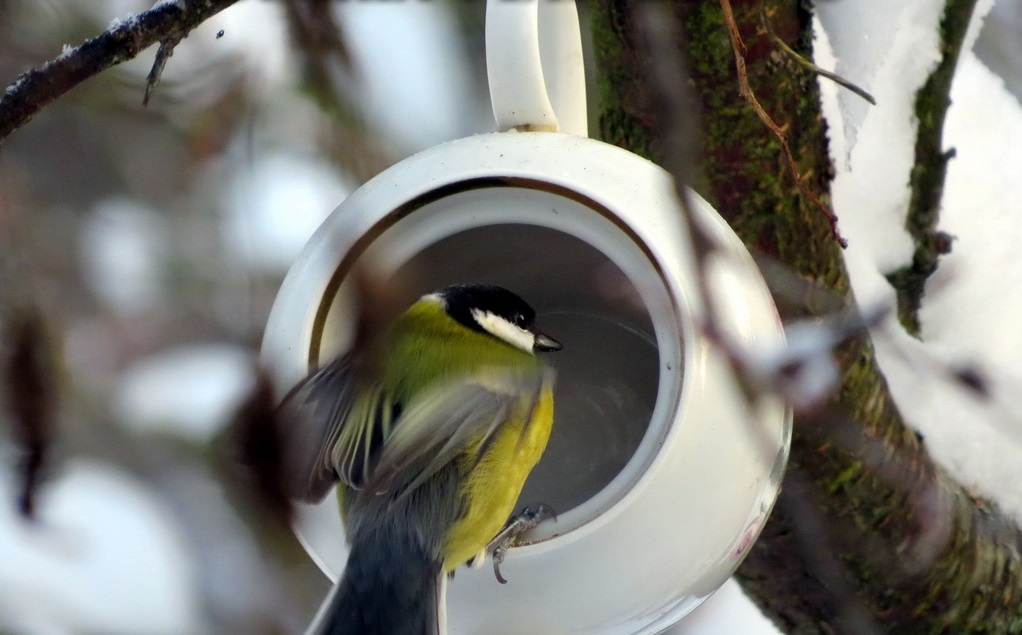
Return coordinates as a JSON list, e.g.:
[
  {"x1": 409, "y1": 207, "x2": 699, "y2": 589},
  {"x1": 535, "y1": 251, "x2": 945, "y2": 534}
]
[{"x1": 261, "y1": 2, "x2": 790, "y2": 632}]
